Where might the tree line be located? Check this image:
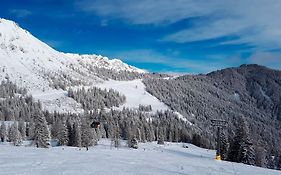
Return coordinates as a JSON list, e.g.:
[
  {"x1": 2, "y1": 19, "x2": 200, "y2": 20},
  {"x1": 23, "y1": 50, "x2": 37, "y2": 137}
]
[{"x1": 68, "y1": 87, "x2": 126, "y2": 110}]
